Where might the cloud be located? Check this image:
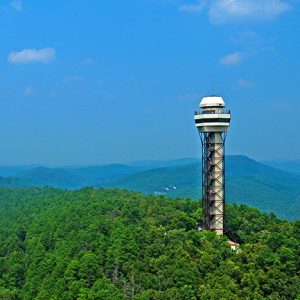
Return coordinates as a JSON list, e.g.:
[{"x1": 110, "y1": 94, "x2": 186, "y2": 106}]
[
  {"x1": 10, "y1": 0, "x2": 22, "y2": 11},
  {"x1": 8, "y1": 48, "x2": 56, "y2": 64},
  {"x1": 179, "y1": 0, "x2": 291, "y2": 23},
  {"x1": 210, "y1": 0, "x2": 291, "y2": 23},
  {"x1": 219, "y1": 52, "x2": 246, "y2": 65}
]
